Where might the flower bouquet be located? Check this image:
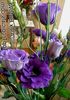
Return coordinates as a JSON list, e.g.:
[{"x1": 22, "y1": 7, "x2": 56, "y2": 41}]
[{"x1": 0, "y1": 0, "x2": 70, "y2": 100}]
